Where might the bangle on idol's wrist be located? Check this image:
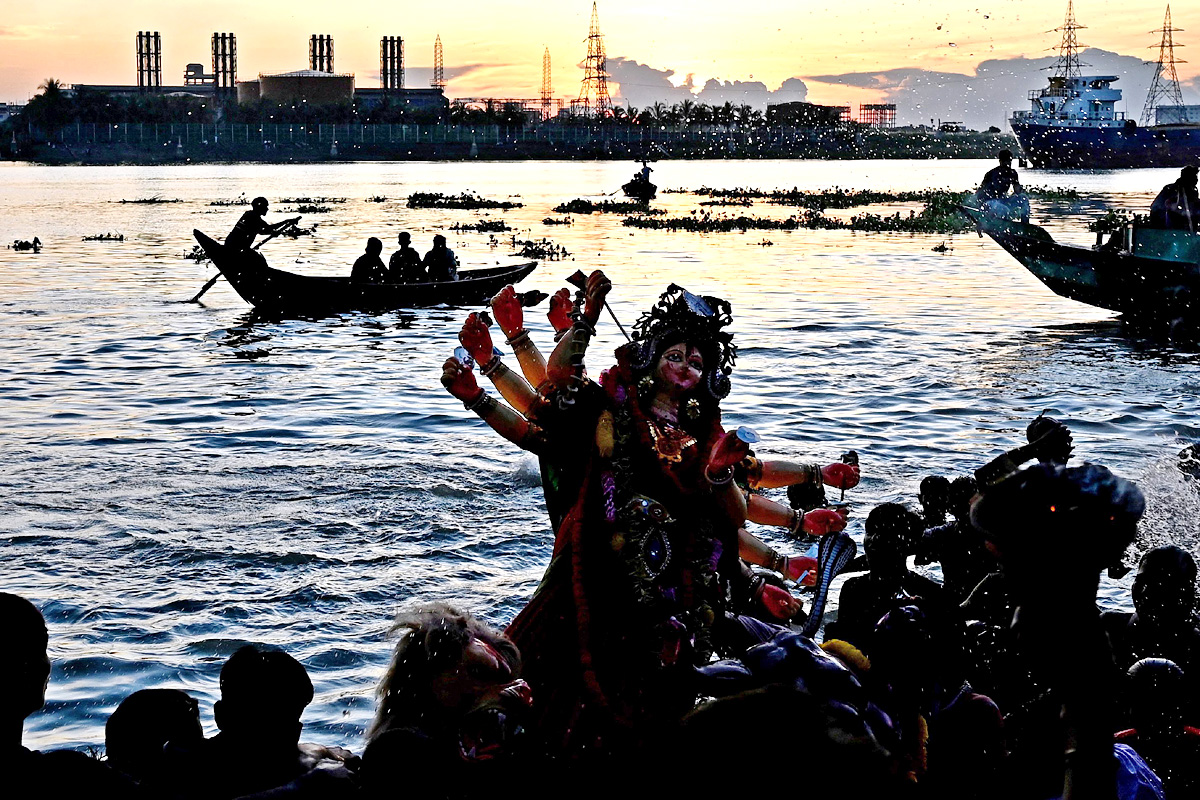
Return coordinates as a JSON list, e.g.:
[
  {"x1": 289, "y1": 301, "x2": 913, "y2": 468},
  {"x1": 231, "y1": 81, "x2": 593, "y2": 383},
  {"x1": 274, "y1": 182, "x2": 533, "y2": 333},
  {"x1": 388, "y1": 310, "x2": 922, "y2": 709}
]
[
  {"x1": 810, "y1": 463, "x2": 824, "y2": 488},
  {"x1": 463, "y1": 390, "x2": 492, "y2": 413},
  {"x1": 506, "y1": 329, "x2": 532, "y2": 351},
  {"x1": 480, "y1": 355, "x2": 505, "y2": 378},
  {"x1": 768, "y1": 550, "x2": 786, "y2": 574},
  {"x1": 553, "y1": 327, "x2": 570, "y2": 343},
  {"x1": 705, "y1": 465, "x2": 734, "y2": 486},
  {"x1": 570, "y1": 312, "x2": 596, "y2": 336},
  {"x1": 790, "y1": 509, "x2": 805, "y2": 536}
]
